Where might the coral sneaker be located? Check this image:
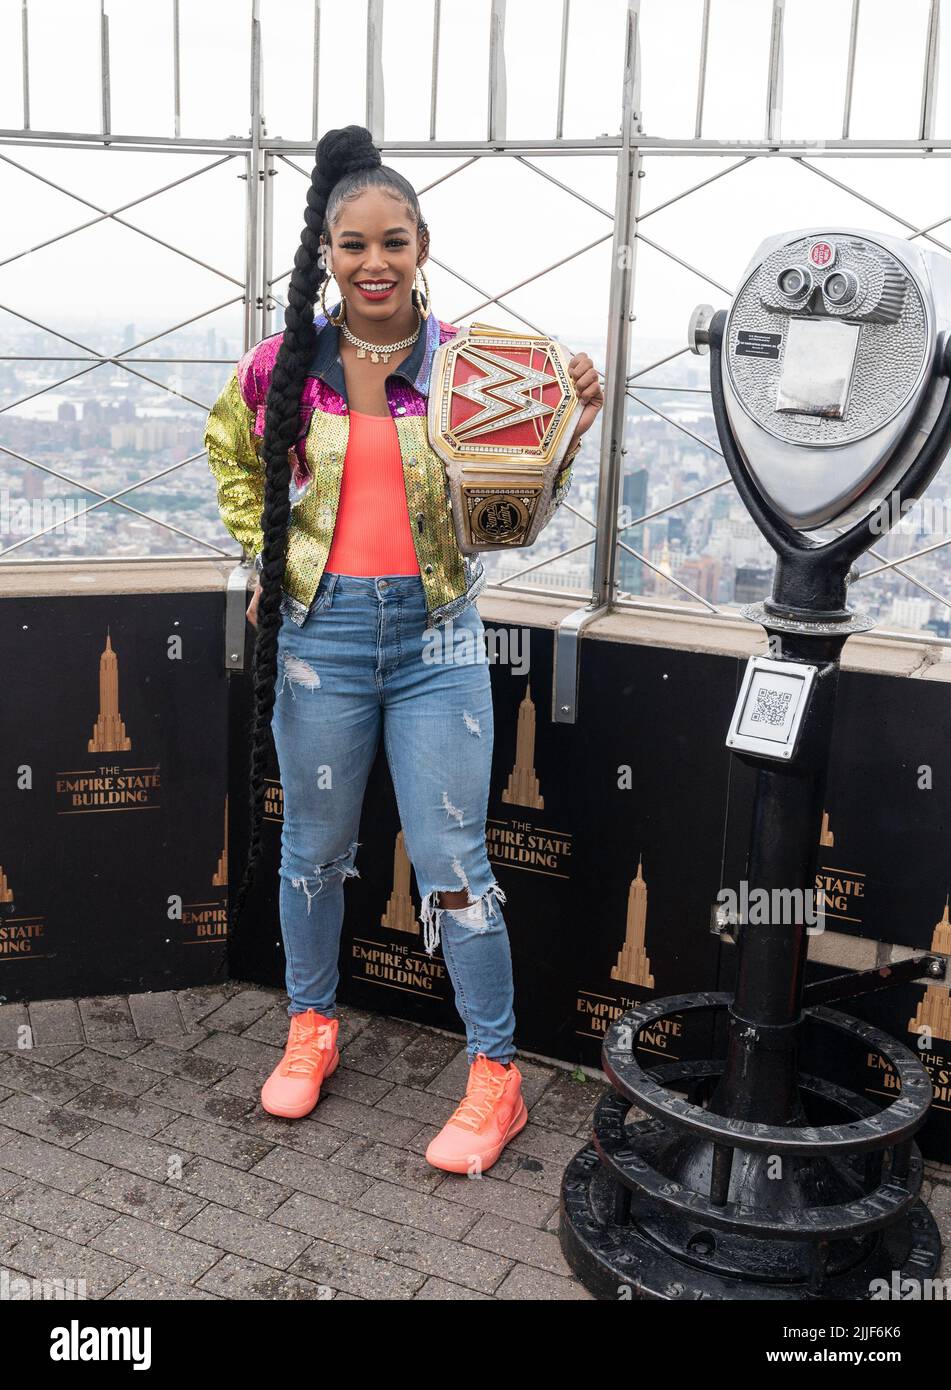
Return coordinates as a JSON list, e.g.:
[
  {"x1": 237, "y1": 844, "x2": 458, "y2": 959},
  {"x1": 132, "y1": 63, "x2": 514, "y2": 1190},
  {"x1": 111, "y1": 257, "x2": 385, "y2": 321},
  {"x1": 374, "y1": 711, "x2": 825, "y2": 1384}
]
[
  {"x1": 425, "y1": 1053, "x2": 528, "y2": 1174},
  {"x1": 260, "y1": 1010, "x2": 339, "y2": 1119}
]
